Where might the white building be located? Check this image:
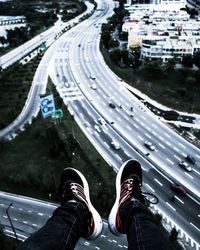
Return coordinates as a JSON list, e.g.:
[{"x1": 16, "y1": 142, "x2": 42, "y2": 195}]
[{"x1": 123, "y1": 4, "x2": 200, "y2": 61}]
